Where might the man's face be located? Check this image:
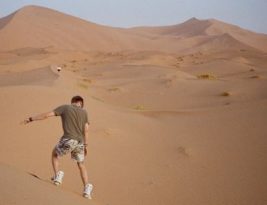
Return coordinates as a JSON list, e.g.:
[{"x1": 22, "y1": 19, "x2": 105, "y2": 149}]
[{"x1": 77, "y1": 101, "x2": 83, "y2": 108}]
